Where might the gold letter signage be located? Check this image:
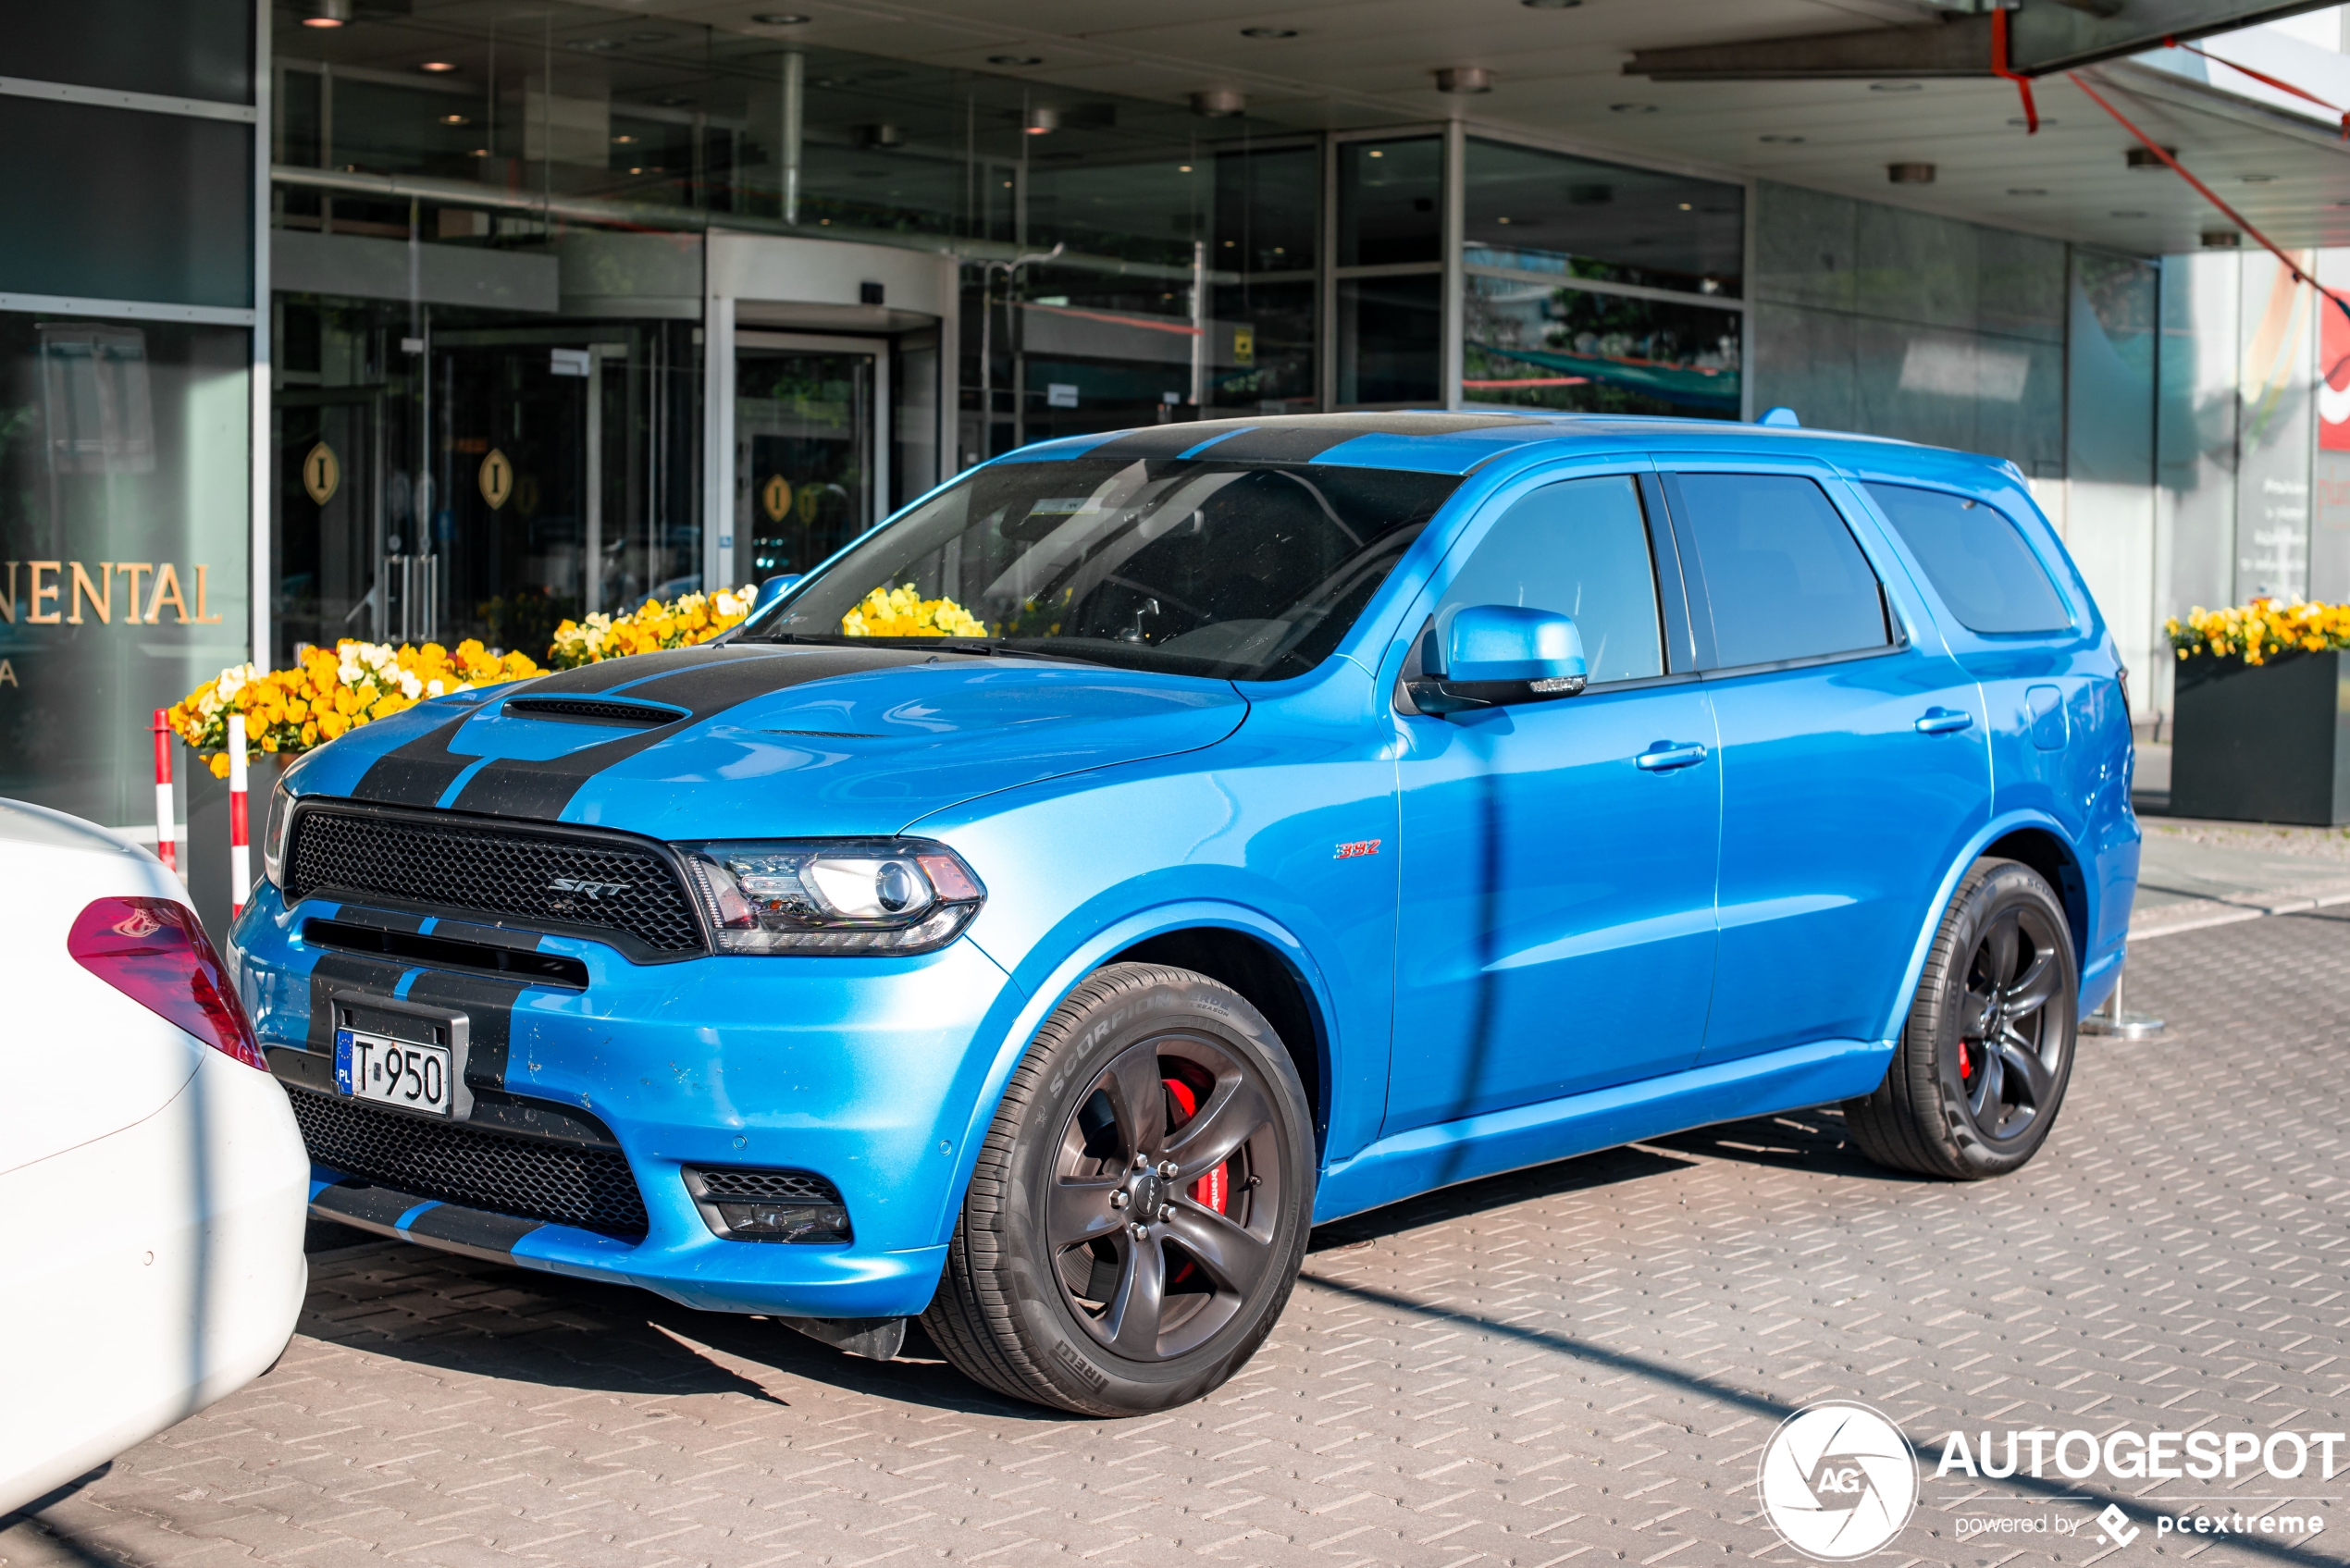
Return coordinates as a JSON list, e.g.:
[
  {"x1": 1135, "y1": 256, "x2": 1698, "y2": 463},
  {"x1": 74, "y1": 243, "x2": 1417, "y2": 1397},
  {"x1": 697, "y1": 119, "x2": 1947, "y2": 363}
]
[
  {"x1": 303, "y1": 441, "x2": 340, "y2": 506},
  {"x1": 479, "y1": 448, "x2": 513, "y2": 510}
]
